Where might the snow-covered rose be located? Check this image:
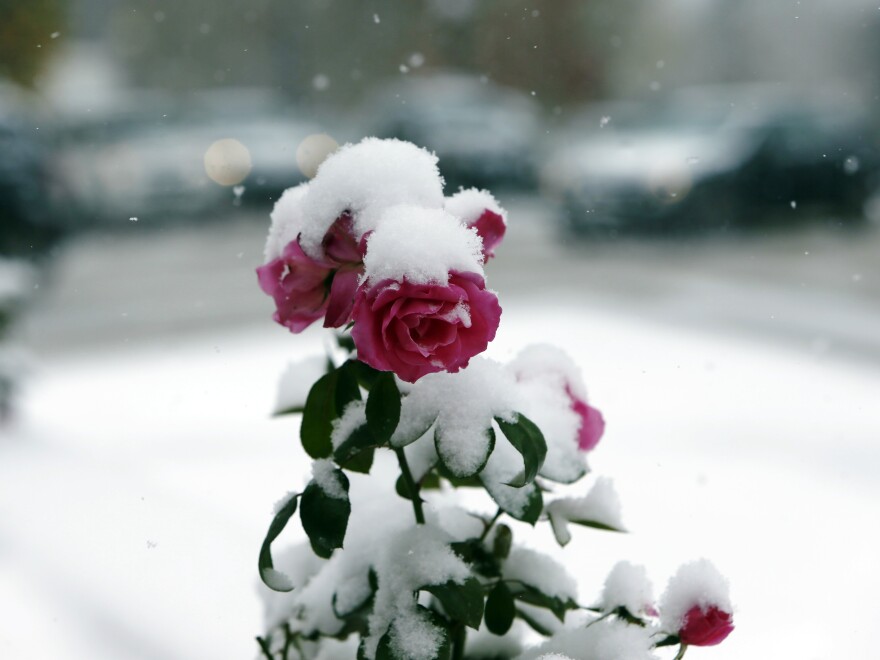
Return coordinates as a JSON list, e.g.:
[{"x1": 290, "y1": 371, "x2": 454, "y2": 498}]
[
  {"x1": 351, "y1": 271, "x2": 502, "y2": 383},
  {"x1": 679, "y1": 605, "x2": 734, "y2": 646},
  {"x1": 444, "y1": 188, "x2": 507, "y2": 261},
  {"x1": 469, "y1": 208, "x2": 506, "y2": 261},
  {"x1": 660, "y1": 559, "x2": 734, "y2": 648},
  {"x1": 257, "y1": 214, "x2": 364, "y2": 332},
  {"x1": 568, "y1": 388, "x2": 605, "y2": 452}
]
